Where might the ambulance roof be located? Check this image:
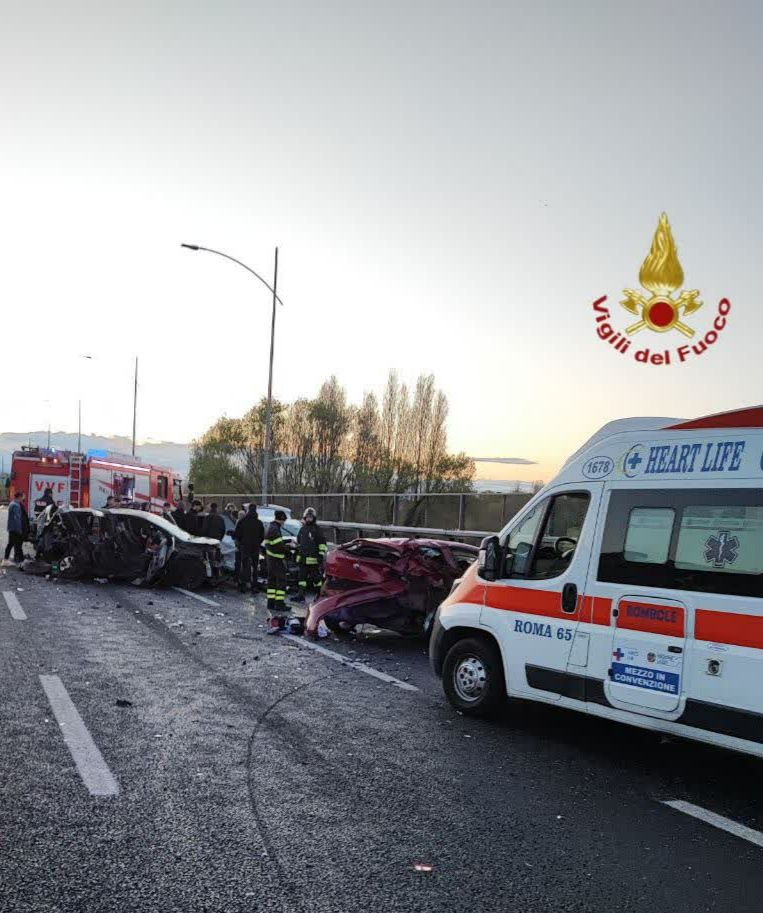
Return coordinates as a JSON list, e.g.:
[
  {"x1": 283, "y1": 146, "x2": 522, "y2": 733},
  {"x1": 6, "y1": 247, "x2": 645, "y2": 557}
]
[{"x1": 557, "y1": 405, "x2": 763, "y2": 485}]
